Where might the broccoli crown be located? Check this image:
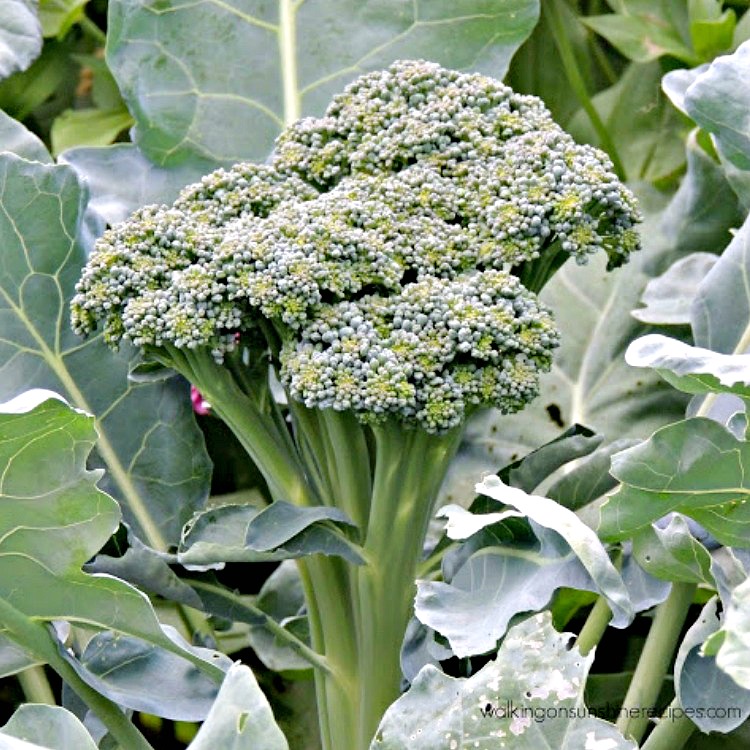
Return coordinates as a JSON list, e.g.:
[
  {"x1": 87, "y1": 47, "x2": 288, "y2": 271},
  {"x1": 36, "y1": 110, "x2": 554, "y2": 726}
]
[{"x1": 71, "y1": 60, "x2": 640, "y2": 433}]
